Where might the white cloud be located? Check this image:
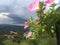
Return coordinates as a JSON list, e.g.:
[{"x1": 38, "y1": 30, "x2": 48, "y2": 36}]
[
  {"x1": 0, "y1": 12, "x2": 10, "y2": 15},
  {"x1": 0, "y1": 12, "x2": 10, "y2": 19},
  {"x1": 0, "y1": 12, "x2": 14, "y2": 24}
]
